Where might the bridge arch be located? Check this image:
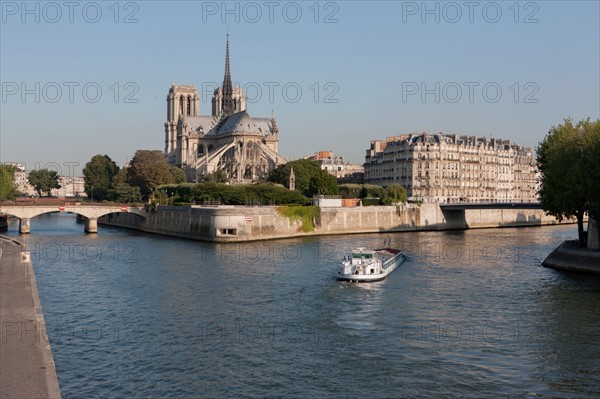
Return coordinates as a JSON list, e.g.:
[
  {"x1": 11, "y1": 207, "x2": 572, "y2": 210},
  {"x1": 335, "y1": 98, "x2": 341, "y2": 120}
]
[{"x1": 0, "y1": 205, "x2": 146, "y2": 234}]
